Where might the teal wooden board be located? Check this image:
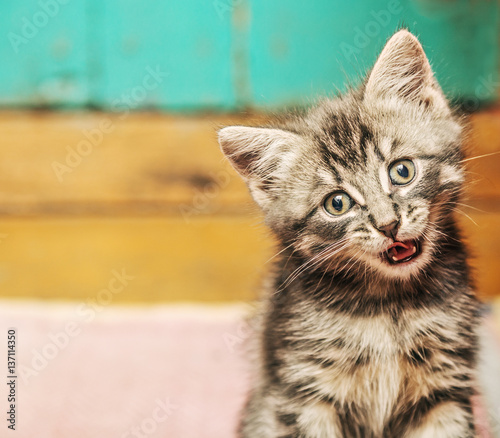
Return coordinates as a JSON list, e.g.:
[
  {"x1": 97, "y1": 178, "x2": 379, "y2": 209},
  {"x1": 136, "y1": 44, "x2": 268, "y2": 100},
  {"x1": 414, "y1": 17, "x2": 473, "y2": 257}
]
[
  {"x1": 90, "y1": 0, "x2": 236, "y2": 111},
  {"x1": 0, "y1": 0, "x2": 89, "y2": 107},
  {"x1": 0, "y1": 1, "x2": 497, "y2": 111},
  {"x1": 247, "y1": 0, "x2": 499, "y2": 110}
]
